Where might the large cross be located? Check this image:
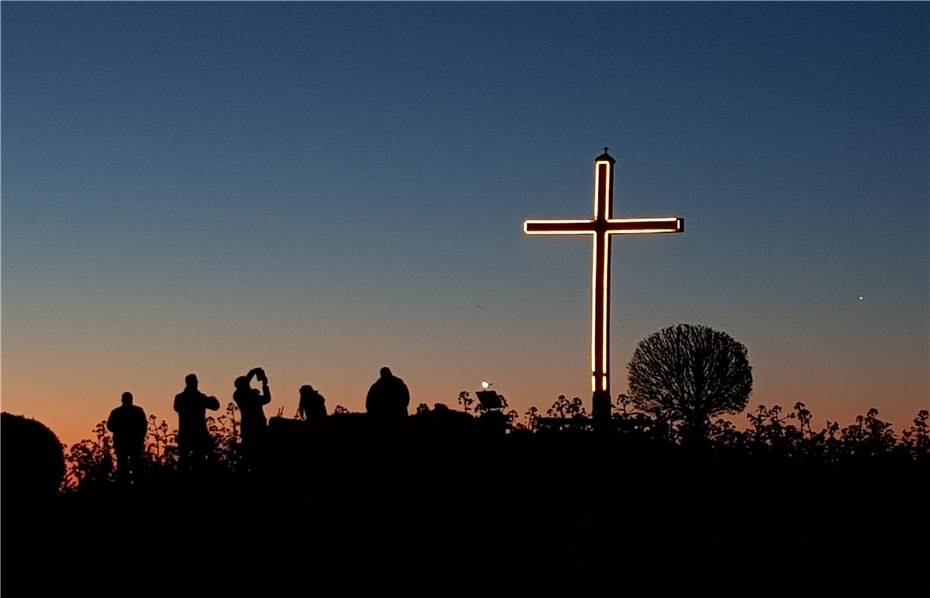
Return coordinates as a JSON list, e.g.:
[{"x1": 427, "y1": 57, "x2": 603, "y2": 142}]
[{"x1": 523, "y1": 148, "x2": 684, "y2": 425}]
